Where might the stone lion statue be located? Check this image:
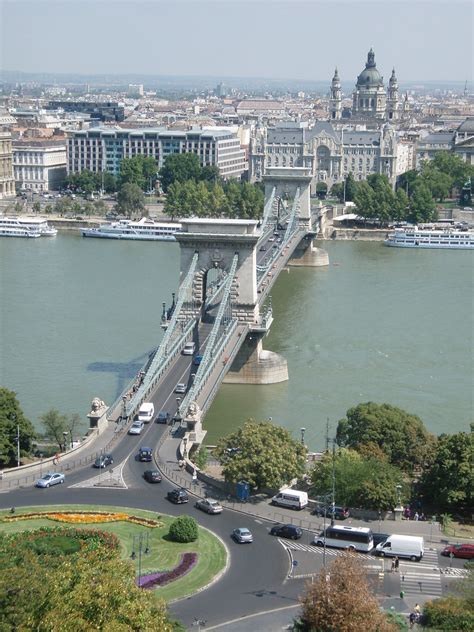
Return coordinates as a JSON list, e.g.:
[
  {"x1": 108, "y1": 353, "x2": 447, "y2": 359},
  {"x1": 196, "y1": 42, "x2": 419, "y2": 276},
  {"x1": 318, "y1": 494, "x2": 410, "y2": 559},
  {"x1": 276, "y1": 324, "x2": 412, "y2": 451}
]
[
  {"x1": 91, "y1": 397, "x2": 105, "y2": 412},
  {"x1": 187, "y1": 401, "x2": 200, "y2": 418}
]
